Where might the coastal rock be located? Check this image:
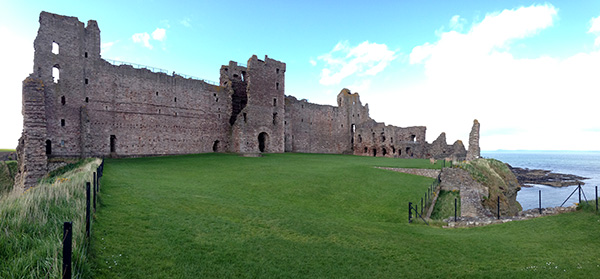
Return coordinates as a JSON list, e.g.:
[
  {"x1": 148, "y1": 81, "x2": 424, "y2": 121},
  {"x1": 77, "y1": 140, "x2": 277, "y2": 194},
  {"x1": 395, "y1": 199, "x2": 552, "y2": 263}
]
[{"x1": 508, "y1": 164, "x2": 588, "y2": 187}]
